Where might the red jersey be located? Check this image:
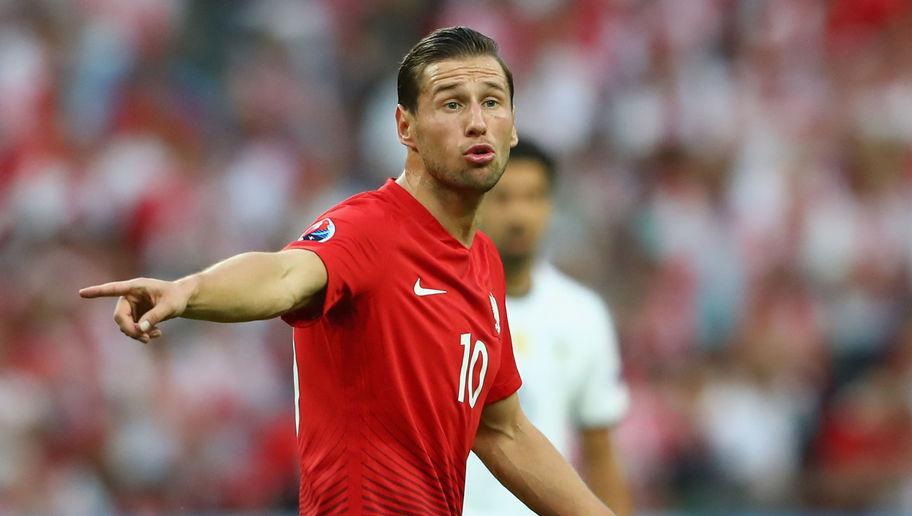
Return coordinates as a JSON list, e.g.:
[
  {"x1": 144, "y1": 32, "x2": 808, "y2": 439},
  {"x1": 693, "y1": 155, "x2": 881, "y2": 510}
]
[{"x1": 282, "y1": 179, "x2": 522, "y2": 515}]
